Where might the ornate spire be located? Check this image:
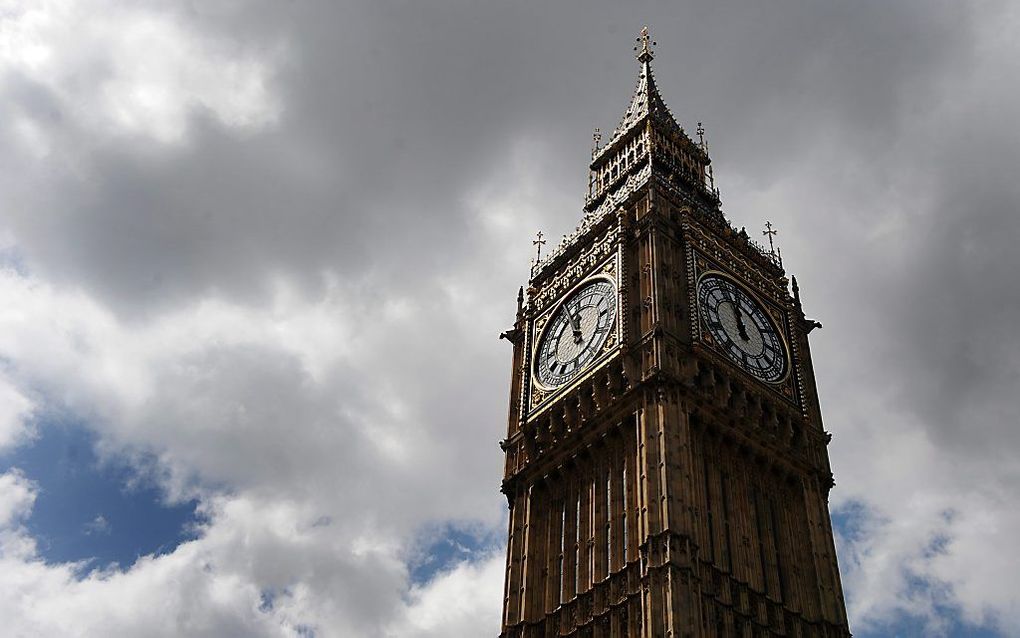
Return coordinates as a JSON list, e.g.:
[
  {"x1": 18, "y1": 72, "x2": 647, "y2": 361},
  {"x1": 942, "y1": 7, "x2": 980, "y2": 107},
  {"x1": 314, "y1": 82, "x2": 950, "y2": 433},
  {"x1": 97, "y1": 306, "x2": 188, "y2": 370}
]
[
  {"x1": 600, "y1": 26, "x2": 683, "y2": 153},
  {"x1": 583, "y1": 27, "x2": 719, "y2": 221}
]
